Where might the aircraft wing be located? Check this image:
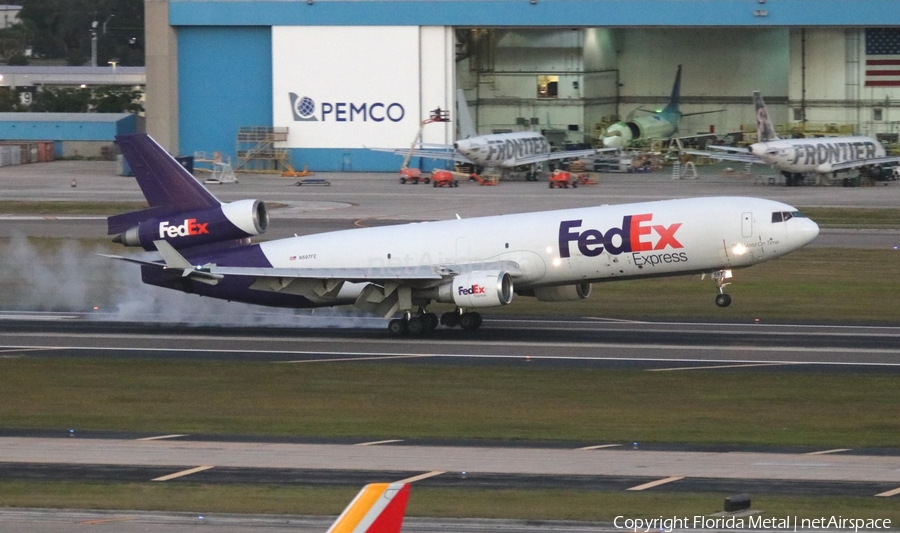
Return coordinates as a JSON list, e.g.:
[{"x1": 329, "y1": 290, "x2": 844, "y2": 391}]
[
  {"x1": 103, "y1": 241, "x2": 524, "y2": 286},
  {"x1": 709, "y1": 145, "x2": 751, "y2": 153},
  {"x1": 367, "y1": 145, "x2": 473, "y2": 164},
  {"x1": 514, "y1": 148, "x2": 602, "y2": 166},
  {"x1": 821, "y1": 155, "x2": 900, "y2": 173},
  {"x1": 682, "y1": 148, "x2": 762, "y2": 164}
]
